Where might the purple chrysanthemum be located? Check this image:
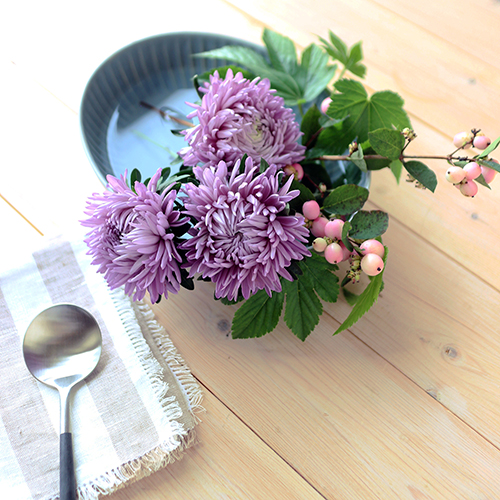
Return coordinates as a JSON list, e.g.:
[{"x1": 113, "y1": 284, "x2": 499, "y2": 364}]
[
  {"x1": 81, "y1": 169, "x2": 188, "y2": 302},
  {"x1": 180, "y1": 69, "x2": 306, "y2": 169},
  {"x1": 180, "y1": 157, "x2": 311, "y2": 301}
]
